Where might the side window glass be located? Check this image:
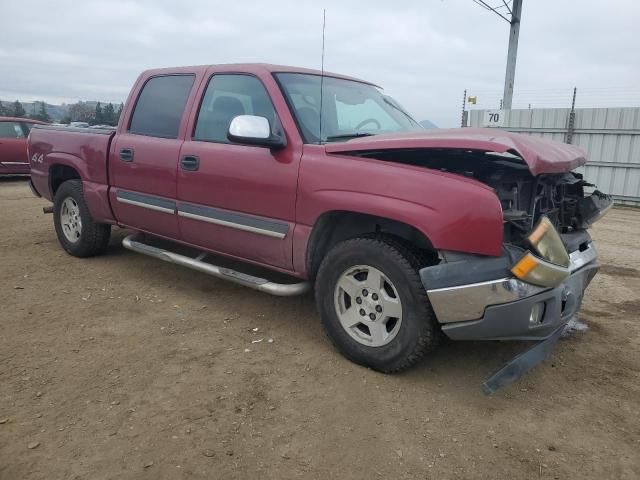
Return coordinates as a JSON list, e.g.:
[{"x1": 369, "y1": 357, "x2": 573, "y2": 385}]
[
  {"x1": 129, "y1": 75, "x2": 195, "y2": 138},
  {"x1": 0, "y1": 122, "x2": 22, "y2": 138},
  {"x1": 13, "y1": 123, "x2": 25, "y2": 138},
  {"x1": 194, "y1": 75, "x2": 277, "y2": 143}
]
